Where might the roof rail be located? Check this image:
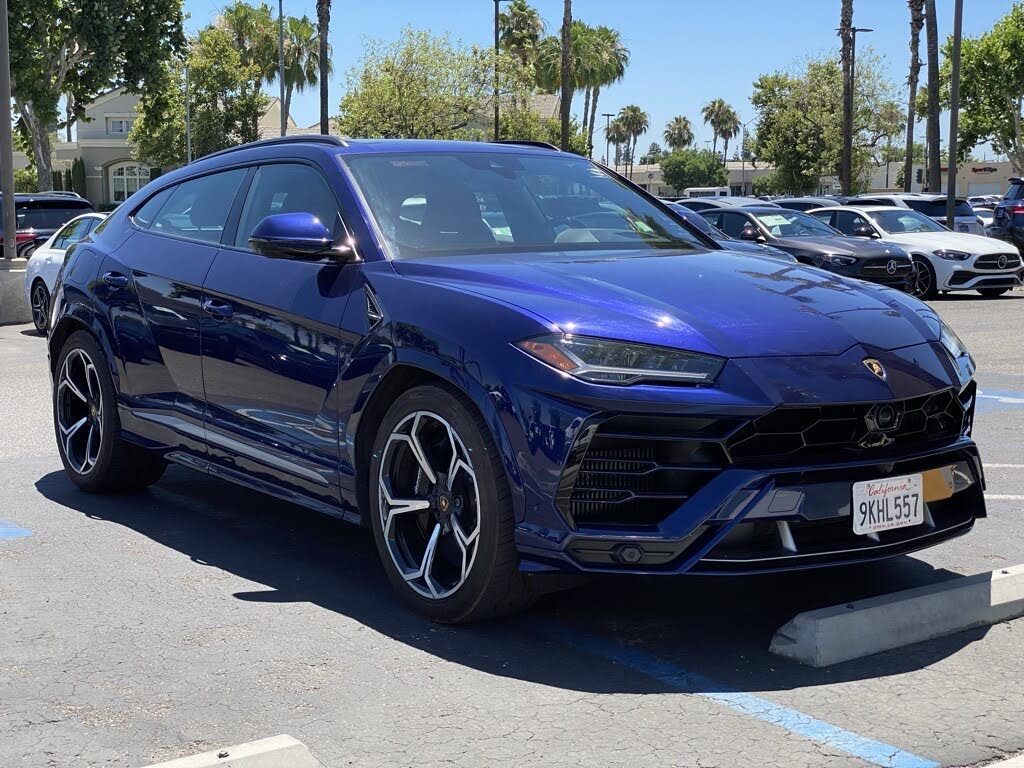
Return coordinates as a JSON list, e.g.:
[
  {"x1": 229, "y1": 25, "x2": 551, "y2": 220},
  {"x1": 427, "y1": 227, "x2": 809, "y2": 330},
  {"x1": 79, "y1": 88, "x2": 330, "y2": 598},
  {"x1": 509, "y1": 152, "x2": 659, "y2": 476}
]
[
  {"x1": 37, "y1": 190, "x2": 83, "y2": 198},
  {"x1": 200, "y1": 134, "x2": 348, "y2": 161},
  {"x1": 491, "y1": 140, "x2": 560, "y2": 151}
]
